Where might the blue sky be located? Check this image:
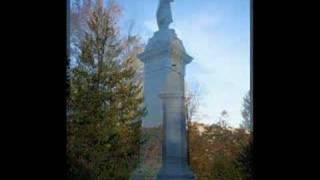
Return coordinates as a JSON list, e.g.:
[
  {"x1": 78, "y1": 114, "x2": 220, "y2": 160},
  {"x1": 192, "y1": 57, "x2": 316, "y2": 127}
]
[{"x1": 112, "y1": 0, "x2": 250, "y2": 127}]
